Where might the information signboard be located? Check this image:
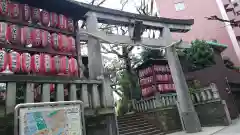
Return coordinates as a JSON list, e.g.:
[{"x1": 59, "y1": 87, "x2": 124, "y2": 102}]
[{"x1": 14, "y1": 101, "x2": 85, "y2": 135}]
